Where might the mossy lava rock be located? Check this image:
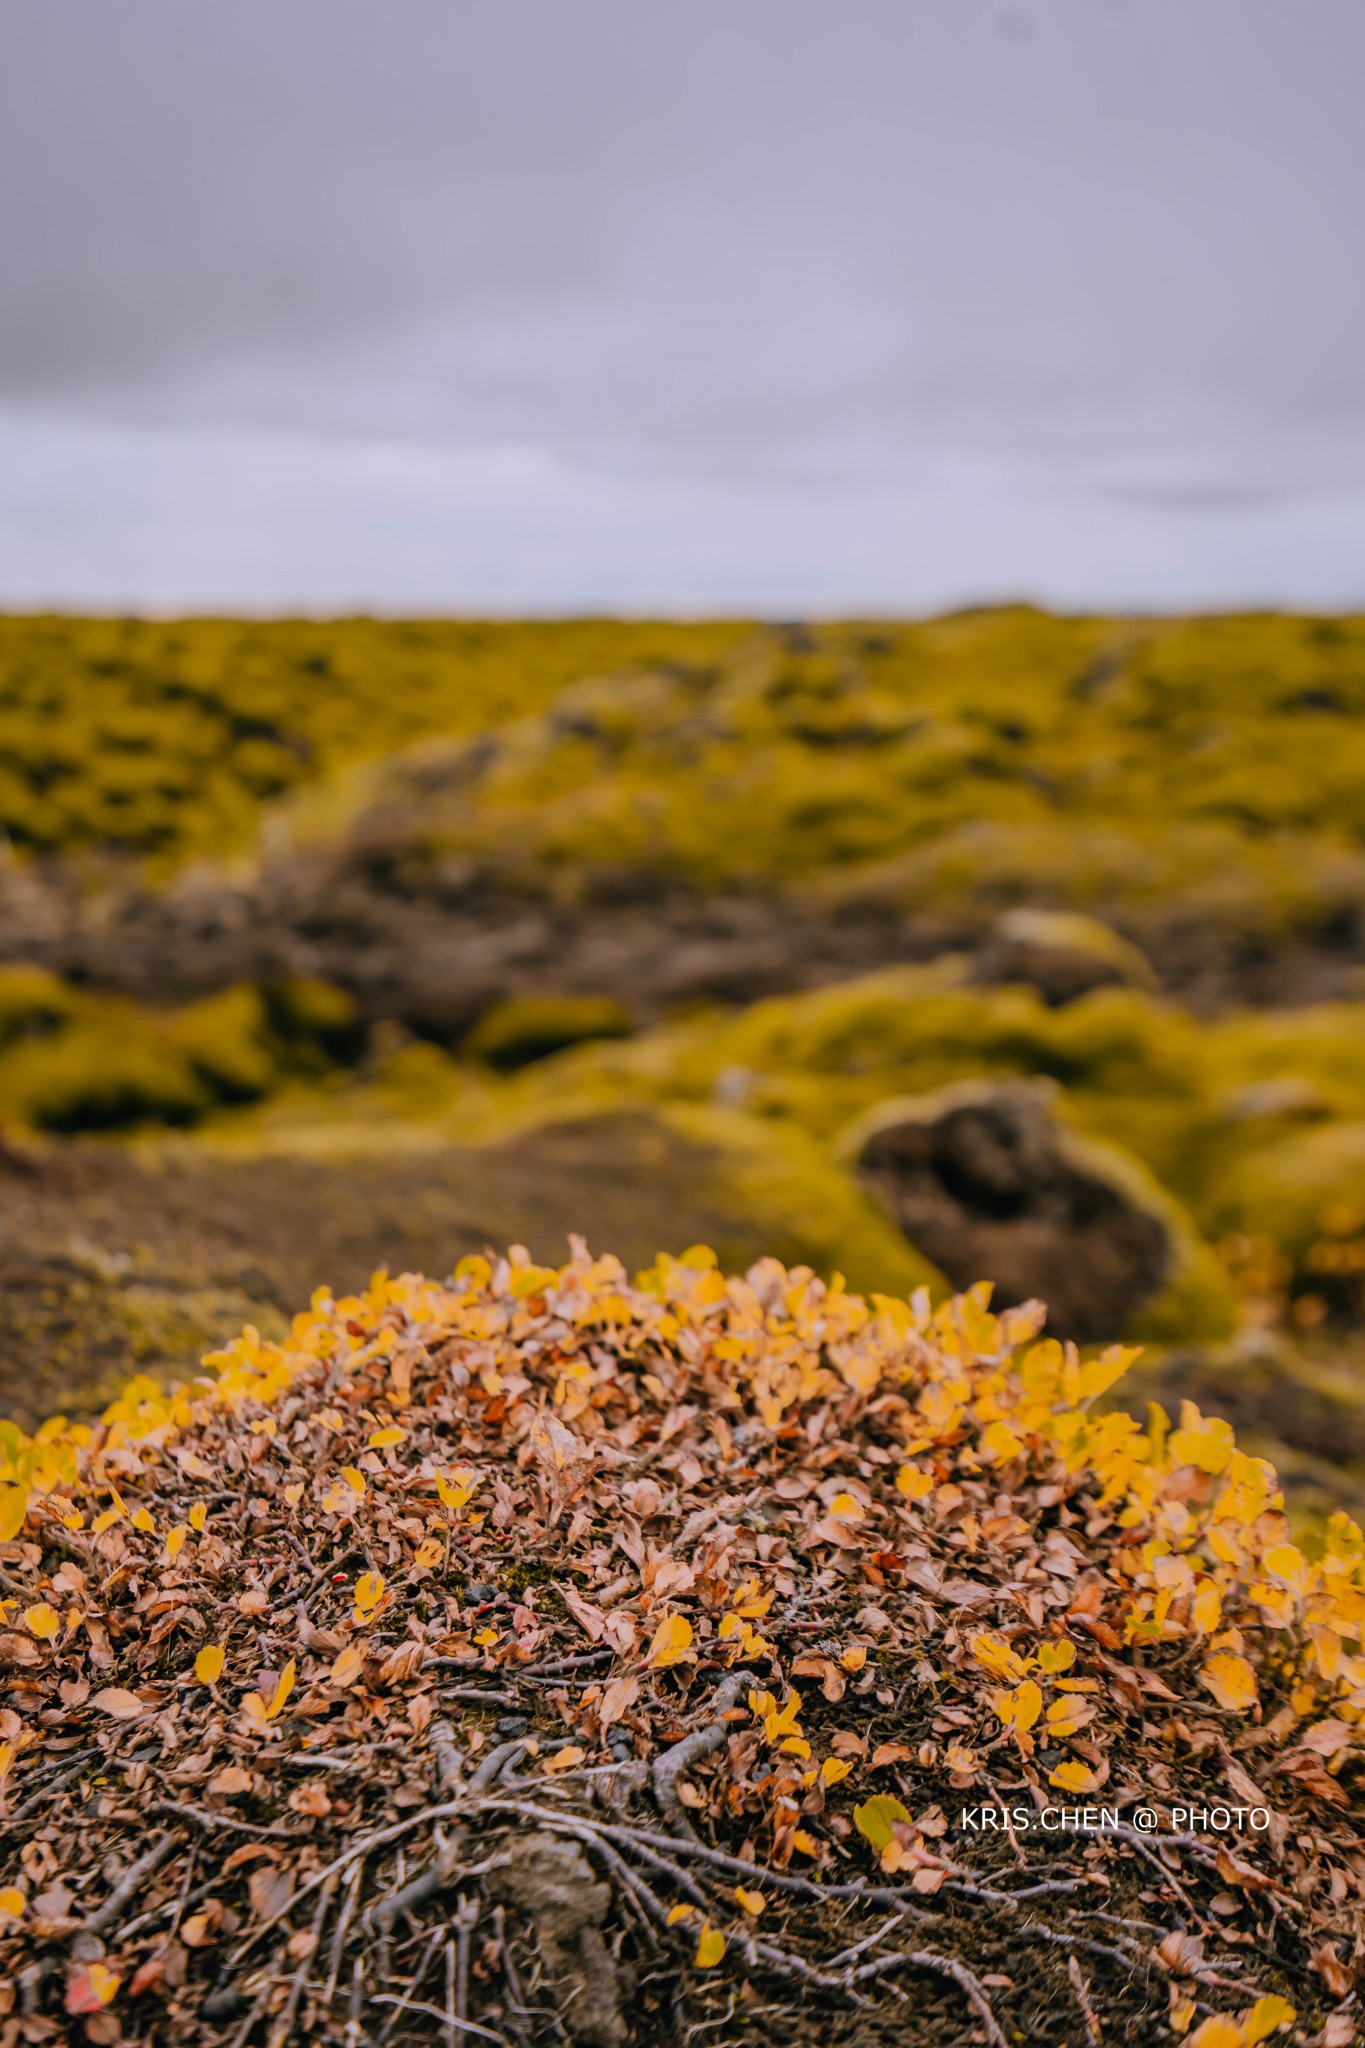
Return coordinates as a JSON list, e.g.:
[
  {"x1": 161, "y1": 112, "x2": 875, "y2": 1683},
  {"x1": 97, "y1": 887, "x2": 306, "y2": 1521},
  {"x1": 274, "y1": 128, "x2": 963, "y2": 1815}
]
[{"x1": 844, "y1": 1078, "x2": 1231, "y2": 1344}]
